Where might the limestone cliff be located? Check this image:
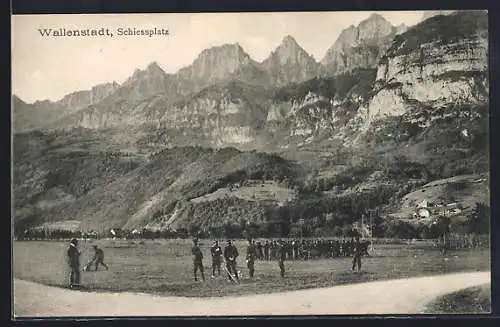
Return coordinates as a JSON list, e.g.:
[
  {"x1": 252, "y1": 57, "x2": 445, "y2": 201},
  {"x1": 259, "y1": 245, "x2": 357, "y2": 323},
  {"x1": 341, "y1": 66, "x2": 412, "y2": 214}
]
[
  {"x1": 135, "y1": 81, "x2": 271, "y2": 148},
  {"x1": 366, "y1": 11, "x2": 488, "y2": 122},
  {"x1": 264, "y1": 68, "x2": 377, "y2": 147}
]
